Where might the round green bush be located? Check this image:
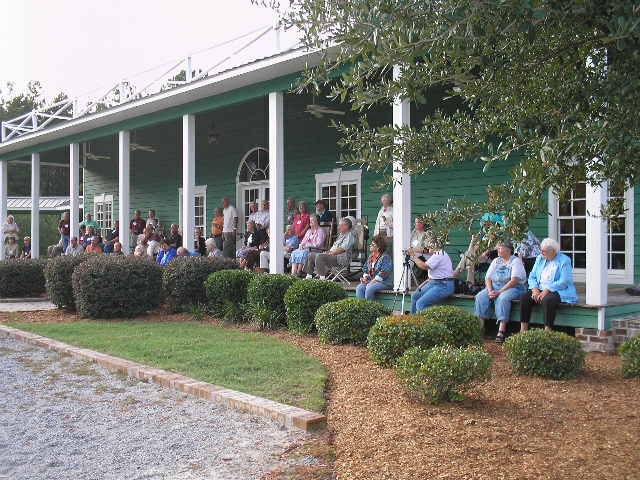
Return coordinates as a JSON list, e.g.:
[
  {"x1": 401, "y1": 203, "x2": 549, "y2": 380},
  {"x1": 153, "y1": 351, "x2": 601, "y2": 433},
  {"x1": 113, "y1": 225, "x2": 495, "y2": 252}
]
[
  {"x1": 315, "y1": 297, "x2": 391, "y2": 344},
  {"x1": 504, "y1": 329, "x2": 586, "y2": 379},
  {"x1": 204, "y1": 269, "x2": 255, "y2": 322},
  {"x1": 619, "y1": 335, "x2": 640, "y2": 378},
  {"x1": 418, "y1": 305, "x2": 483, "y2": 347},
  {"x1": 0, "y1": 259, "x2": 47, "y2": 298},
  {"x1": 162, "y1": 256, "x2": 238, "y2": 312},
  {"x1": 396, "y1": 345, "x2": 493, "y2": 404},
  {"x1": 246, "y1": 273, "x2": 299, "y2": 329},
  {"x1": 72, "y1": 255, "x2": 162, "y2": 319},
  {"x1": 284, "y1": 279, "x2": 346, "y2": 334},
  {"x1": 367, "y1": 314, "x2": 453, "y2": 367},
  {"x1": 45, "y1": 254, "x2": 88, "y2": 310}
]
